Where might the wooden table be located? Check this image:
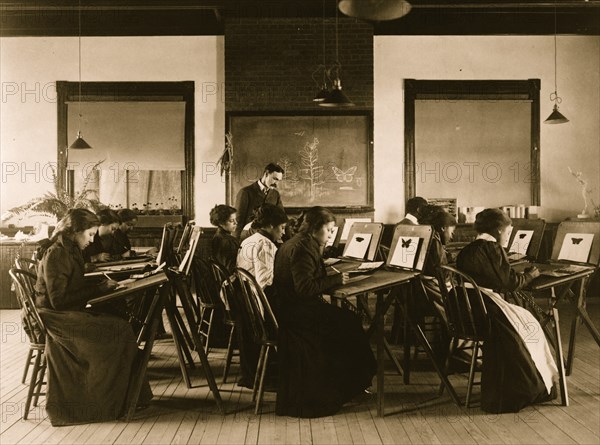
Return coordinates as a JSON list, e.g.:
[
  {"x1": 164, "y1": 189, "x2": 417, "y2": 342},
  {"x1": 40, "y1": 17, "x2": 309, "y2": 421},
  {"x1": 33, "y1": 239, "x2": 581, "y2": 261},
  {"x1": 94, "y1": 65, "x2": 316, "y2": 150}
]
[
  {"x1": 88, "y1": 272, "x2": 170, "y2": 421},
  {"x1": 514, "y1": 262, "x2": 599, "y2": 376},
  {"x1": 332, "y1": 269, "x2": 460, "y2": 416}
]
